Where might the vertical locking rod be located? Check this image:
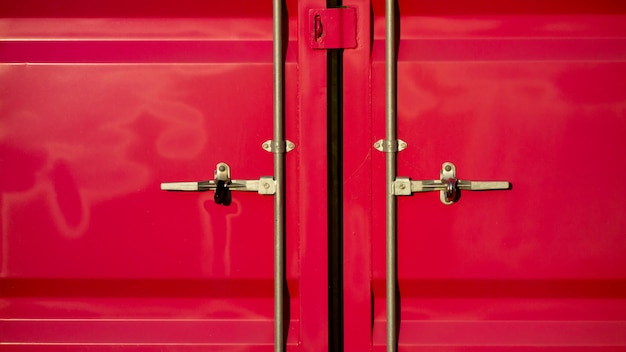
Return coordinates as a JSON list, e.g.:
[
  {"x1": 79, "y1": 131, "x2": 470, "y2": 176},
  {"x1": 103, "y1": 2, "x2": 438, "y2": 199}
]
[
  {"x1": 273, "y1": 0, "x2": 286, "y2": 350},
  {"x1": 385, "y1": 0, "x2": 398, "y2": 351}
]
